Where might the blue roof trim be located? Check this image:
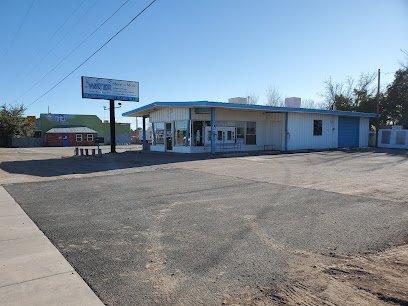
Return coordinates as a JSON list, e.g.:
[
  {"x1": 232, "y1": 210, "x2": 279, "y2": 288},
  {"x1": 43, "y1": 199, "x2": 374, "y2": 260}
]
[{"x1": 122, "y1": 101, "x2": 377, "y2": 118}]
